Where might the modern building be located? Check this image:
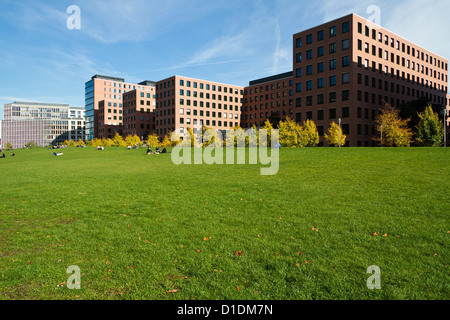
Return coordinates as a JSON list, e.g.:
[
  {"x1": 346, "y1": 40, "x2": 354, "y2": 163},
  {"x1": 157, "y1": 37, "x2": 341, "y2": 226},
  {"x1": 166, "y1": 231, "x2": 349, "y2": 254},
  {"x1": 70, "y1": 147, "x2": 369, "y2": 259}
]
[
  {"x1": 290, "y1": 13, "x2": 448, "y2": 146},
  {"x1": 155, "y1": 75, "x2": 244, "y2": 138},
  {"x1": 1, "y1": 101, "x2": 85, "y2": 148},
  {"x1": 122, "y1": 82, "x2": 157, "y2": 139},
  {"x1": 242, "y1": 72, "x2": 294, "y2": 128},
  {"x1": 85, "y1": 74, "x2": 155, "y2": 140}
]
